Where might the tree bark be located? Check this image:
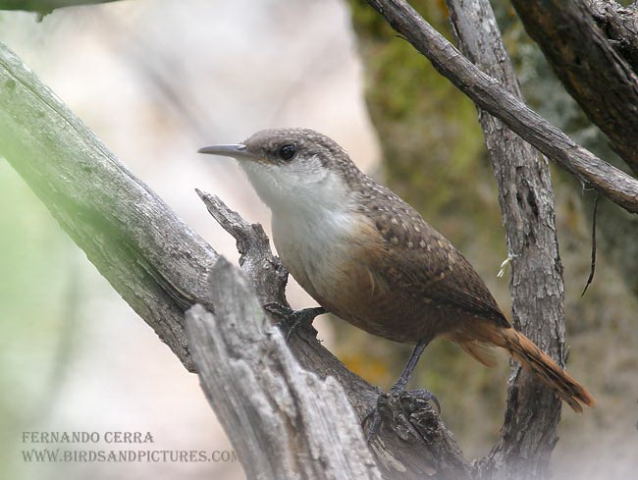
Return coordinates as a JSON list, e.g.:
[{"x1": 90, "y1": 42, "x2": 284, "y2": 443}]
[
  {"x1": 364, "y1": 0, "x2": 638, "y2": 214},
  {"x1": 185, "y1": 261, "x2": 382, "y2": 480},
  {"x1": 511, "y1": 0, "x2": 638, "y2": 174},
  {"x1": 588, "y1": 0, "x2": 638, "y2": 74},
  {"x1": 446, "y1": 1, "x2": 565, "y2": 478}
]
